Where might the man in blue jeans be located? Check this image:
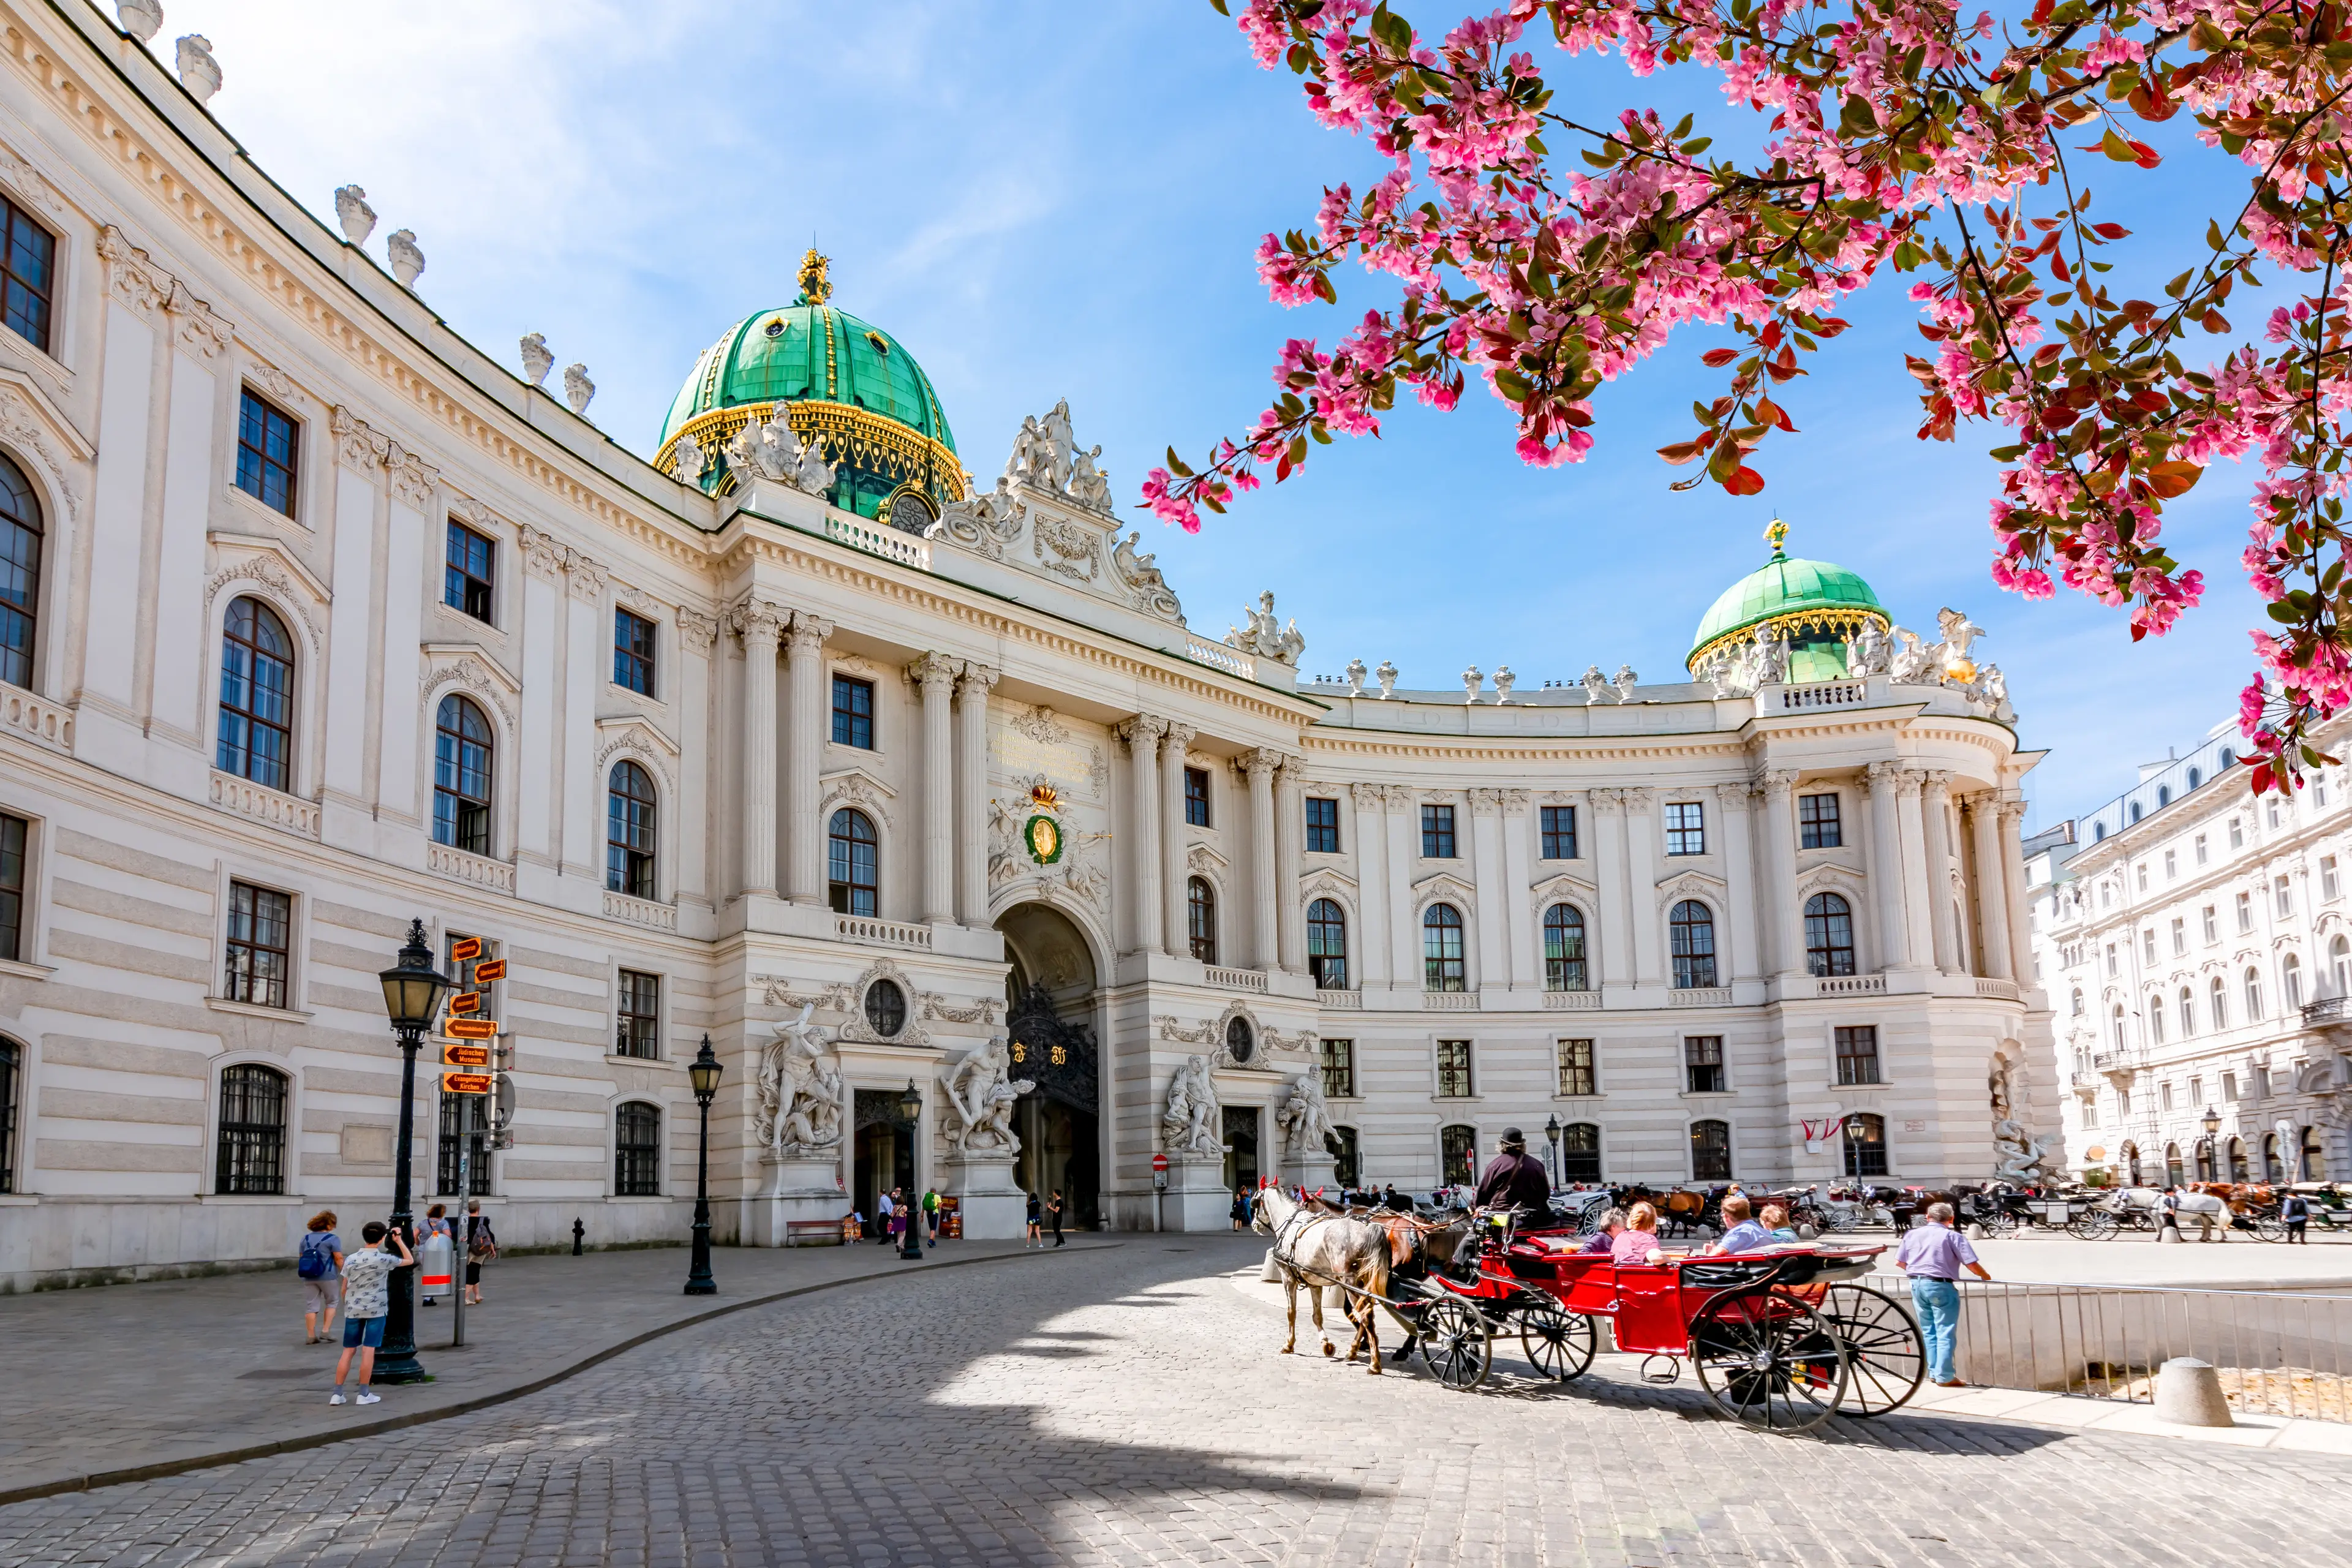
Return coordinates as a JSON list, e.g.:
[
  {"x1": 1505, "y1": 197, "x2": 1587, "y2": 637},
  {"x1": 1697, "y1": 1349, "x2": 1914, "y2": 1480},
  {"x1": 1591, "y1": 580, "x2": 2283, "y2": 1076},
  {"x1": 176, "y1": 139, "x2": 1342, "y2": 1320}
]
[{"x1": 1894, "y1": 1200, "x2": 1993, "y2": 1387}]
